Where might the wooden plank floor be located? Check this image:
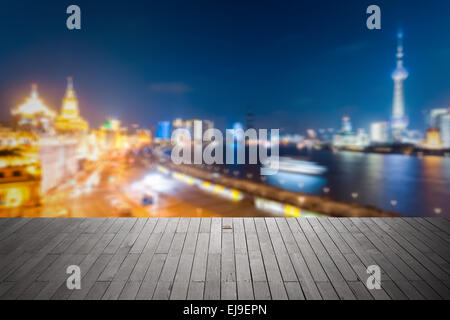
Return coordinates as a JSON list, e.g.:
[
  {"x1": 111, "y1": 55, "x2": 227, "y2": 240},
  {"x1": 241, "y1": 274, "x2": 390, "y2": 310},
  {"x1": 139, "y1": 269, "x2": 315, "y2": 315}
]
[{"x1": 0, "y1": 217, "x2": 448, "y2": 300}]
